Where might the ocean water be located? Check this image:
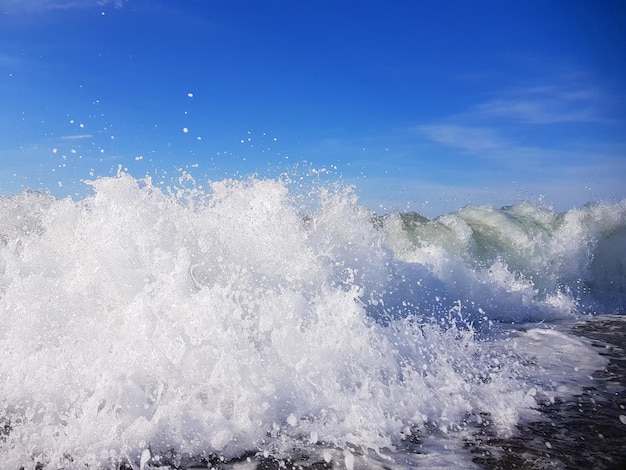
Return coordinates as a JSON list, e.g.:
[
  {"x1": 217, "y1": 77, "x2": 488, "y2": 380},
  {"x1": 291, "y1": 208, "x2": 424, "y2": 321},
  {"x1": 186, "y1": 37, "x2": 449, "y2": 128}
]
[{"x1": 0, "y1": 172, "x2": 625, "y2": 469}]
